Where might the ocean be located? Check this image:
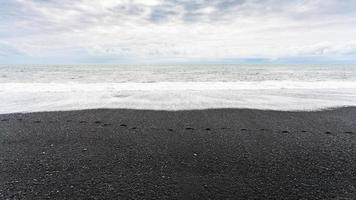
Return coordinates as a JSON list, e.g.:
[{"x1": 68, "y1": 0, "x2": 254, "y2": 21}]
[{"x1": 1, "y1": 64, "x2": 356, "y2": 113}]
